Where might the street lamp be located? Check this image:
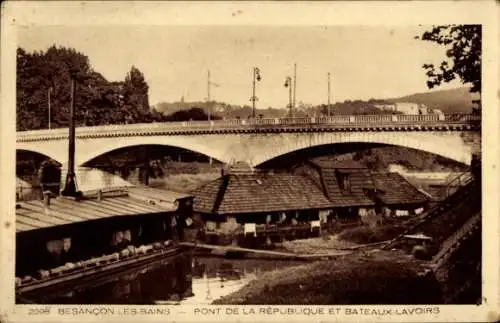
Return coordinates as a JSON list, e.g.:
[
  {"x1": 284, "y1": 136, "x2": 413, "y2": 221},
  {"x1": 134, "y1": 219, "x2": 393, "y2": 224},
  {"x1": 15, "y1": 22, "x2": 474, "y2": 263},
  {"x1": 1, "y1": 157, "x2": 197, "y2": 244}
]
[
  {"x1": 284, "y1": 76, "x2": 293, "y2": 117},
  {"x1": 327, "y1": 72, "x2": 332, "y2": 117},
  {"x1": 250, "y1": 67, "x2": 262, "y2": 119}
]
